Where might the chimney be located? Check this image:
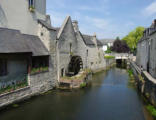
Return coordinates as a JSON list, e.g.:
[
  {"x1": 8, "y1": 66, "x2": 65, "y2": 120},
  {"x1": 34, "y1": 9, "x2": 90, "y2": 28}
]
[
  {"x1": 93, "y1": 33, "x2": 97, "y2": 38},
  {"x1": 92, "y1": 33, "x2": 98, "y2": 46},
  {"x1": 154, "y1": 19, "x2": 156, "y2": 27},
  {"x1": 46, "y1": 15, "x2": 51, "y2": 25},
  {"x1": 152, "y1": 19, "x2": 156, "y2": 28},
  {"x1": 72, "y1": 20, "x2": 79, "y2": 32}
]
